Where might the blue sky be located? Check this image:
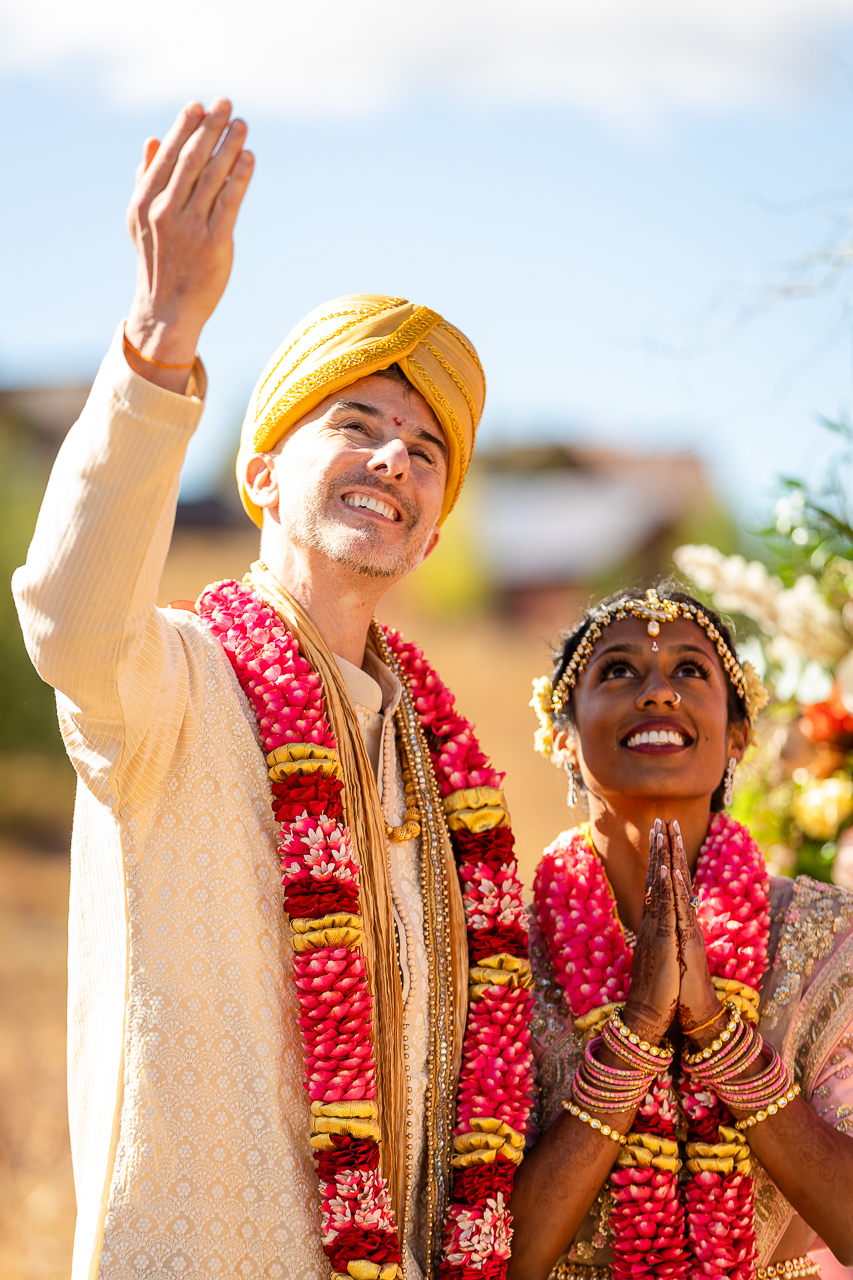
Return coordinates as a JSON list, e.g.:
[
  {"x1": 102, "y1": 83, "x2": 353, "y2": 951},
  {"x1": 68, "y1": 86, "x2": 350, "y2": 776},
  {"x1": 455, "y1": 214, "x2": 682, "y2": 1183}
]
[{"x1": 4, "y1": 2, "x2": 853, "y2": 522}]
